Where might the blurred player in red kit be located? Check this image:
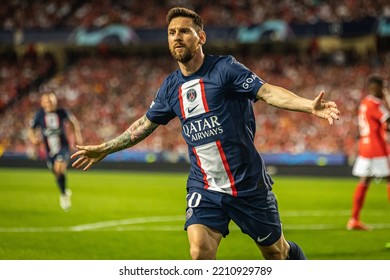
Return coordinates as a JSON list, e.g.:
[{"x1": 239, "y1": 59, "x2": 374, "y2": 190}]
[{"x1": 348, "y1": 75, "x2": 390, "y2": 230}]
